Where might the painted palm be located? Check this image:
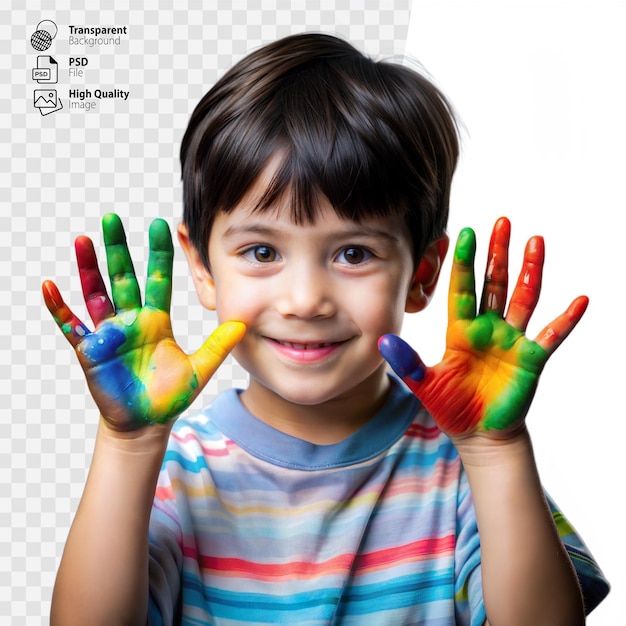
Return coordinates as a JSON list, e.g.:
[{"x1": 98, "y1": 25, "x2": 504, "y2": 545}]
[
  {"x1": 42, "y1": 213, "x2": 245, "y2": 431},
  {"x1": 379, "y1": 218, "x2": 588, "y2": 438}
]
